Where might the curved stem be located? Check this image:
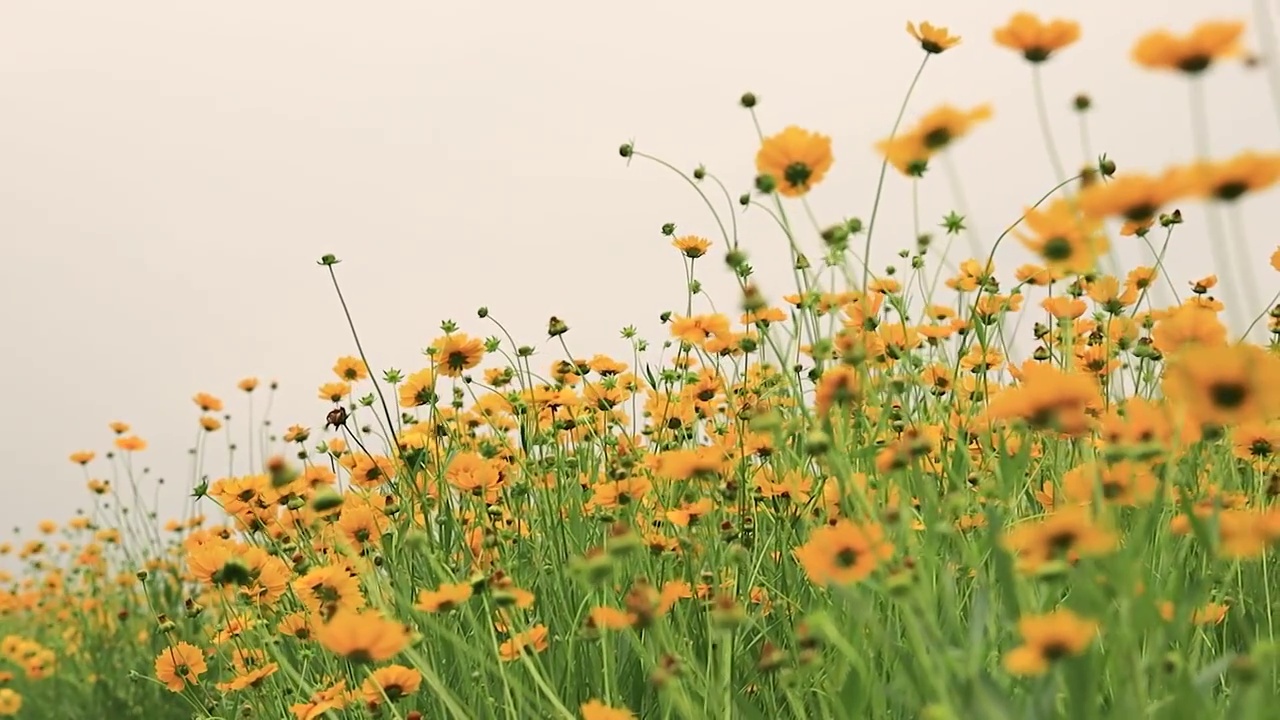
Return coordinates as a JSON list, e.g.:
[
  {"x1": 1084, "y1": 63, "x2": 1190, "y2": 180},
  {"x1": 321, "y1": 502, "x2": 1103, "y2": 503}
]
[{"x1": 863, "y1": 53, "x2": 931, "y2": 291}]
